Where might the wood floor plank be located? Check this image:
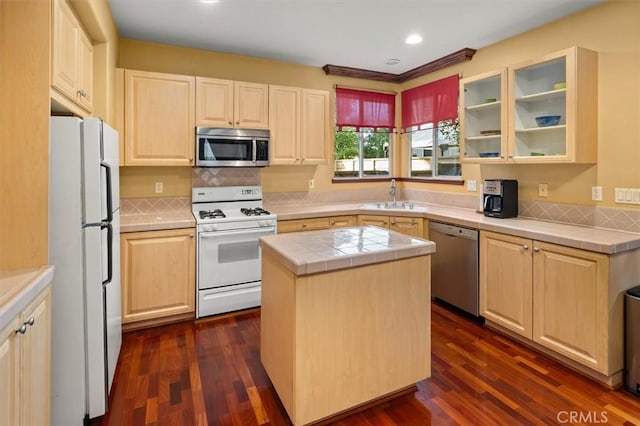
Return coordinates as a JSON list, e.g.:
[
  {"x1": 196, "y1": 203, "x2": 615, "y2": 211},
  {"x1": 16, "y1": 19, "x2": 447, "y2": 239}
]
[{"x1": 97, "y1": 304, "x2": 640, "y2": 426}]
